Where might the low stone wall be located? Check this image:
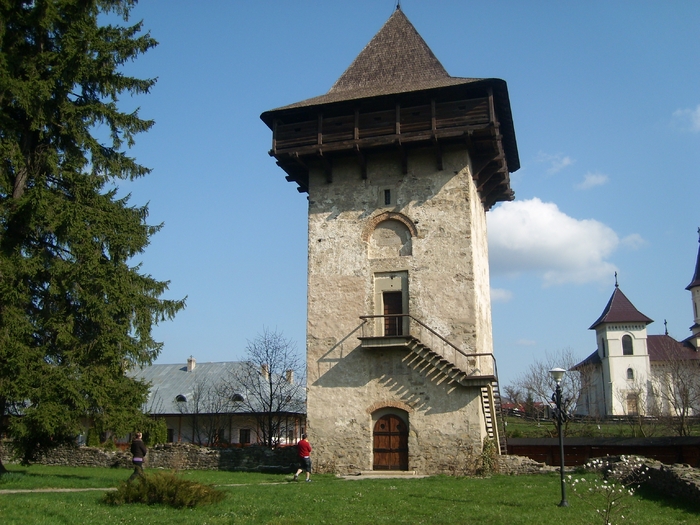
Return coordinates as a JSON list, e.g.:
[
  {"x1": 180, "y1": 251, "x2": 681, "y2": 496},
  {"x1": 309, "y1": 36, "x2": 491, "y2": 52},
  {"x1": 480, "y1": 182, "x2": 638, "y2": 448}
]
[
  {"x1": 497, "y1": 454, "x2": 558, "y2": 475},
  {"x1": 1, "y1": 443, "x2": 299, "y2": 473},
  {"x1": 500, "y1": 454, "x2": 700, "y2": 503},
  {"x1": 642, "y1": 460, "x2": 700, "y2": 501}
]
